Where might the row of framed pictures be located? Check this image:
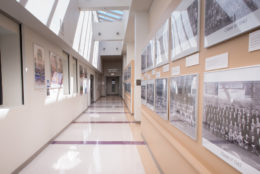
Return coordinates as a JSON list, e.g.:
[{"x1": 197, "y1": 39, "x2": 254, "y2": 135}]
[
  {"x1": 124, "y1": 65, "x2": 132, "y2": 81},
  {"x1": 141, "y1": 65, "x2": 260, "y2": 173},
  {"x1": 34, "y1": 43, "x2": 88, "y2": 95},
  {"x1": 141, "y1": 0, "x2": 260, "y2": 73}
]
